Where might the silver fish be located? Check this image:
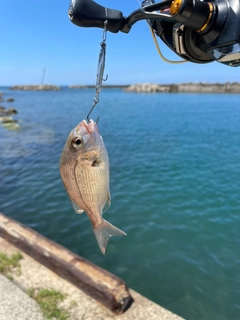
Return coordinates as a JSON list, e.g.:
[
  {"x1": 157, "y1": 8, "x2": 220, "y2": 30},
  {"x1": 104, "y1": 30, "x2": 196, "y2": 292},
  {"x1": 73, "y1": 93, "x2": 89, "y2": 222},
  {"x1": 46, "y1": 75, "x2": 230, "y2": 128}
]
[{"x1": 60, "y1": 119, "x2": 126, "y2": 254}]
